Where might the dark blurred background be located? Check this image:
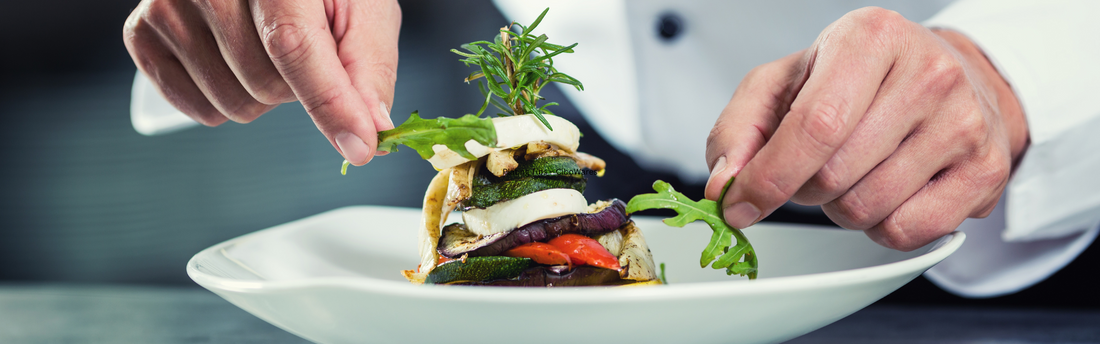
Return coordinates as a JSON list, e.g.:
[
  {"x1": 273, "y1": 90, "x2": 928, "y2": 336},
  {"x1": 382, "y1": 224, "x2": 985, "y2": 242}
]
[{"x1": 0, "y1": 0, "x2": 1095, "y2": 309}]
